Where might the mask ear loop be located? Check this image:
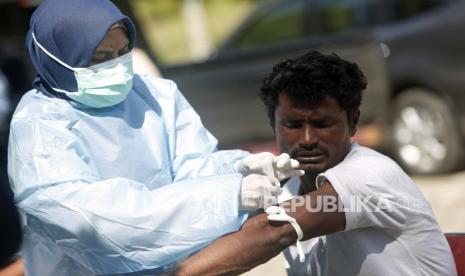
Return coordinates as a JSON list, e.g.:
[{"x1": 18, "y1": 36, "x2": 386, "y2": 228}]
[
  {"x1": 31, "y1": 32, "x2": 83, "y2": 95},
  {"x1": 31, "y1": 32, "x2": 81, "y2": 72}
]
